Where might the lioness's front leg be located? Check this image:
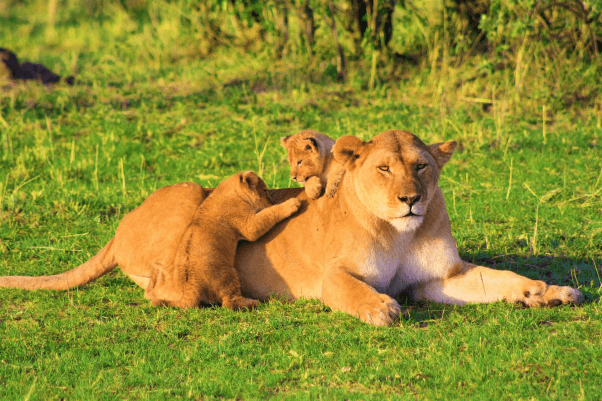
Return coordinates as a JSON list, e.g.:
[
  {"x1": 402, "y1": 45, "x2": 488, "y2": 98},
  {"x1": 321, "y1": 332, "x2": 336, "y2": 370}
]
[
  {"x1": 322, "y1": 266, "x2": 401, "y2": 326},
  {"x1": 412, "y1": 263, "x2": 582, "y2": 307}
]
